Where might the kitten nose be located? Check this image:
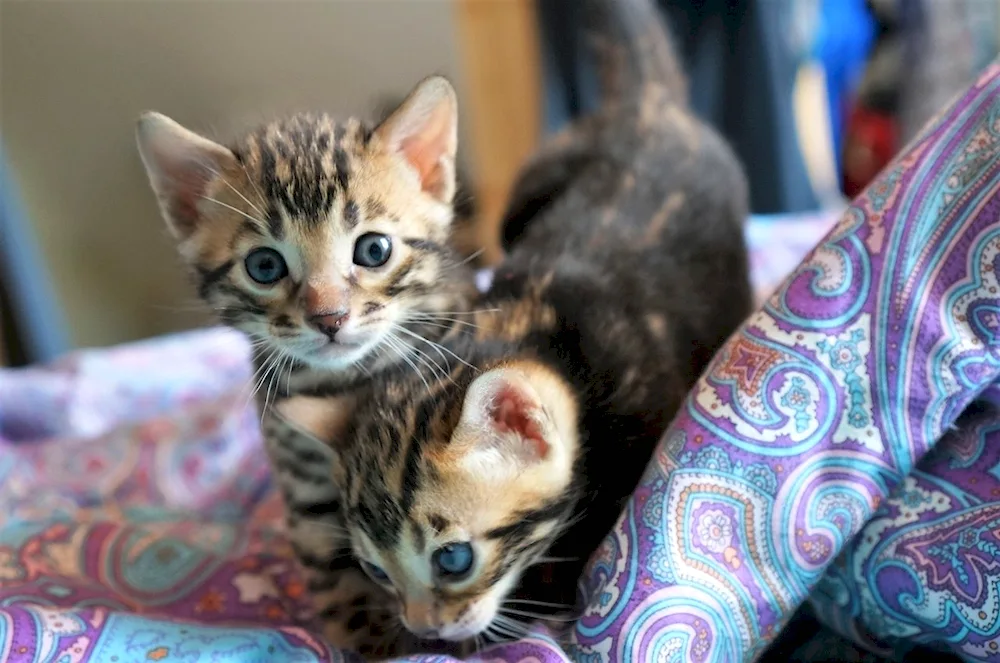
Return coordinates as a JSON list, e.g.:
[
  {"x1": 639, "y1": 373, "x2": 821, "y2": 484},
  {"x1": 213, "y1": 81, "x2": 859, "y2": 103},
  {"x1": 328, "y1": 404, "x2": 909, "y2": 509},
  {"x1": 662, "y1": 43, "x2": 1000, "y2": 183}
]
[
  {"x1": 309, "y1": 310, "x2": 349, "y2": 340},
  {"x1": 402, "y1": 600, "x2": 440, "y2": 639}
]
